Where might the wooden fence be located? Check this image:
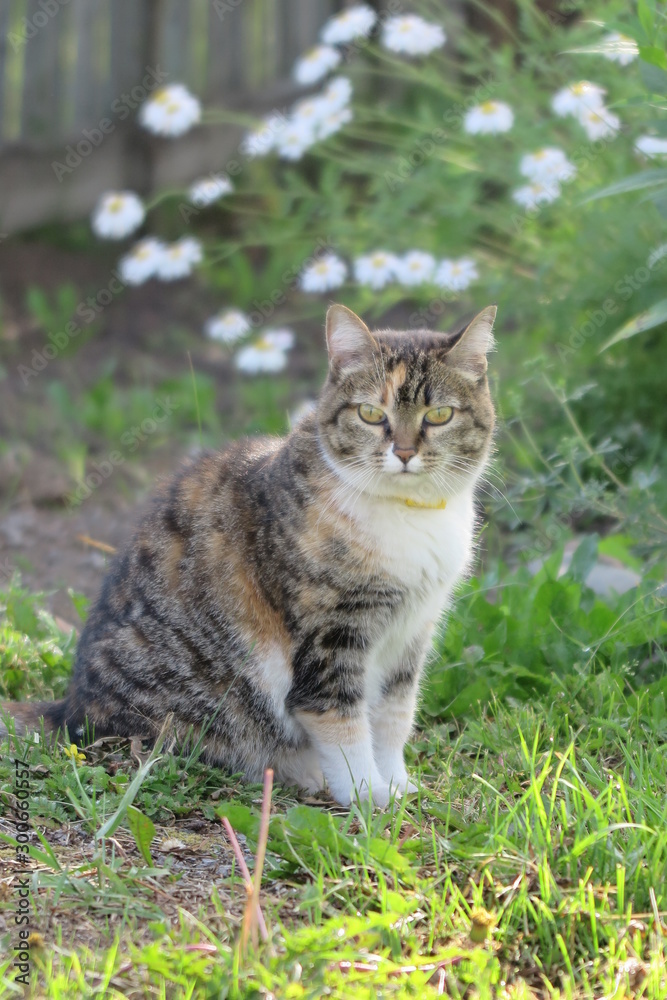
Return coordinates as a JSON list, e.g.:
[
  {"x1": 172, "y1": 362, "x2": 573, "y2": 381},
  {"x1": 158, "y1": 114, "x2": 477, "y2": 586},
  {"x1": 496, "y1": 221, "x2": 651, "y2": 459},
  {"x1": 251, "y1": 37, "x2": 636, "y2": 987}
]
[{"x1": 0, "y1": 0, "x2": 344, "y2": 232}]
